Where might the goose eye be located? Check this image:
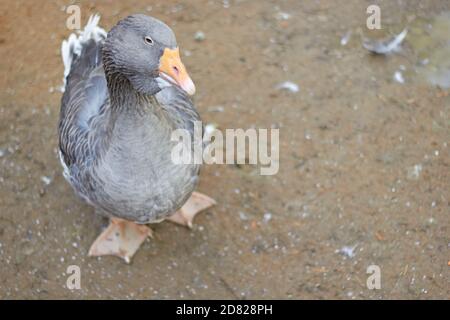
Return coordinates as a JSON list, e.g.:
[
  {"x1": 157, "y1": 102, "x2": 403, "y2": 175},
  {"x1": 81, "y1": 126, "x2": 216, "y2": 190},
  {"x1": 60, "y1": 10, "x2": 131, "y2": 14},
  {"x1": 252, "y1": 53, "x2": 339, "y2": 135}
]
[{"x1": 144, "y1": 36, "x2": 154, "y2": 45}]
